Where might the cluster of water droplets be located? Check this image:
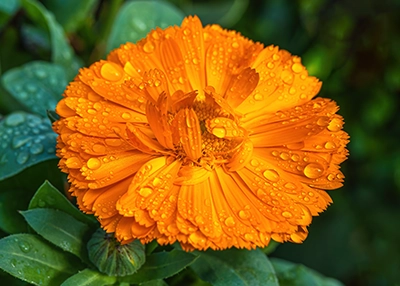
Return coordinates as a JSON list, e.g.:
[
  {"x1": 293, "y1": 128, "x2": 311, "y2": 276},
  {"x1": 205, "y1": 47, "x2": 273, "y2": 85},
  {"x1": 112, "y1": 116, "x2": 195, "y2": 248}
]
[
  {"x1": 0, "y1": 112, "x2": 57, "y2": 179},
  {"x1": 2, "y1": 62, "x2": 67, "y2": 117}
]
